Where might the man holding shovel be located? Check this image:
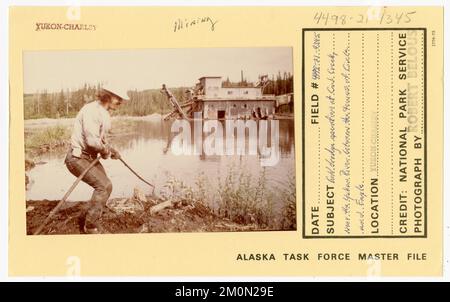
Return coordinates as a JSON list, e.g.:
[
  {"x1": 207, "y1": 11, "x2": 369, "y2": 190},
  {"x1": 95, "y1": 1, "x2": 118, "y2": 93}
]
[{"x1": 64, "y1": 85, "x2": 128, "y2": 234}]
